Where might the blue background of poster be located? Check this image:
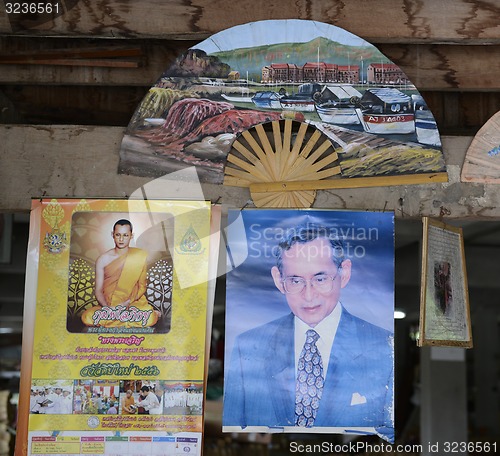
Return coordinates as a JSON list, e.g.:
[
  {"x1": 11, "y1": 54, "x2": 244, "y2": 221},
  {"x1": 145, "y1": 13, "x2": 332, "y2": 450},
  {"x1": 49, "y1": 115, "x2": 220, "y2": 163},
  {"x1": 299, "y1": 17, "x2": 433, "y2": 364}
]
[{"x1": 225, "y1": 209, "x2": 394, "y2": 358}]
